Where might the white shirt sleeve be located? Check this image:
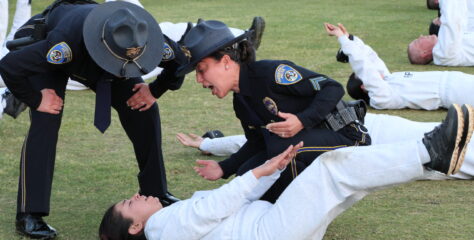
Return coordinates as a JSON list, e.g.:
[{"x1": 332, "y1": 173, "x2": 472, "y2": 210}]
[
  {"x1": 199, "y1": 135, "x2": 247, "y2": 156},
  {"x1": 339, "y1": 36, "x2": 404, "y2": 109},
  {"x1": 433, "y1": 0, "x2": 469, "y2": 66},
  {"x1": 145, "y1": 170, "x2": 278, "y2": 240}
]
